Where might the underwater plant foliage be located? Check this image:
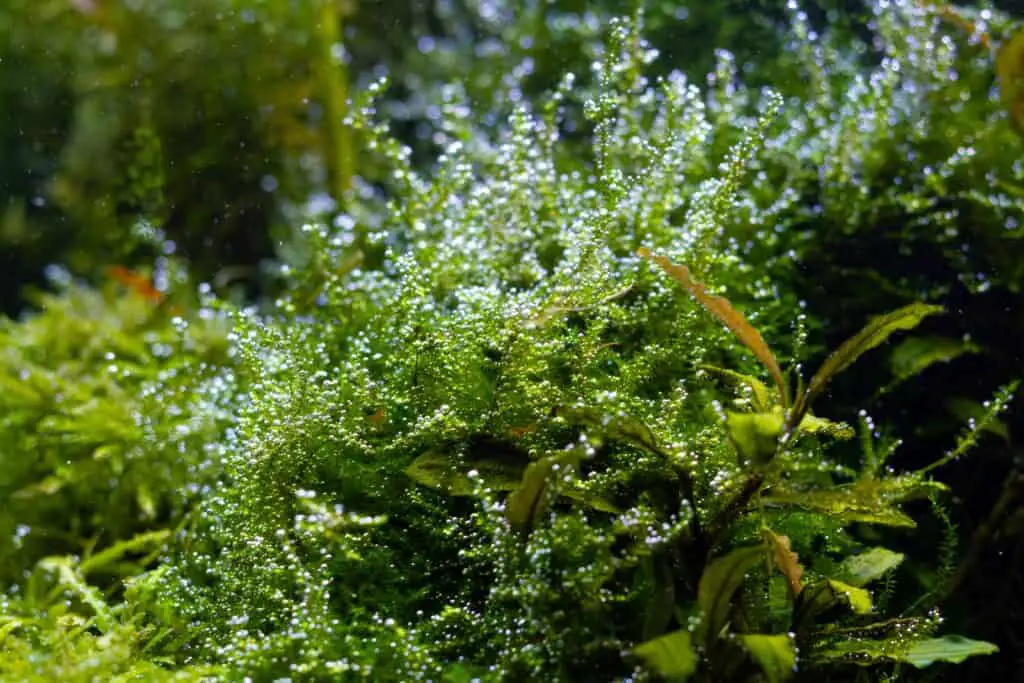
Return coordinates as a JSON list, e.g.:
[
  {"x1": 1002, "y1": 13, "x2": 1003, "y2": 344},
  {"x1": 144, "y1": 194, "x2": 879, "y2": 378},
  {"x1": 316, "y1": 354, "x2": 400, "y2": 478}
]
[{"x1": 2, "y1": 2, "x2": 1022, "y2": 681}]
